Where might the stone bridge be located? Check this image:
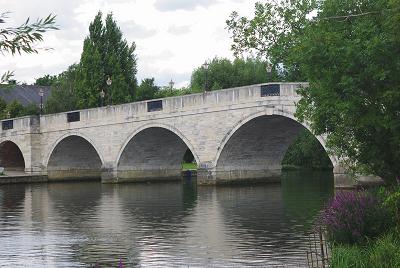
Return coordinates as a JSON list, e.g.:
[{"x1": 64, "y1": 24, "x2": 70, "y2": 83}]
[{"x1": 0, "y1": 83, "x2": 357, "y2": 187}]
